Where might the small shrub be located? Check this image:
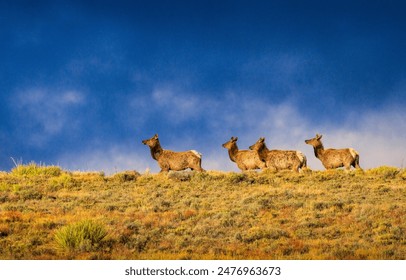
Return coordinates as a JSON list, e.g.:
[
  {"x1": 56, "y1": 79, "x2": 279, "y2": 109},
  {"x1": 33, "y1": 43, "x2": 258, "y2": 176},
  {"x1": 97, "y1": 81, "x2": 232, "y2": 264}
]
[
  {"x1": 111, "y1": 170, "x2": 140, "y2": 182},
  {"x1": 71, "y1": 171, "x2": 105, "y2": 182},
  {"x1": 0, "y1": 224, "x2": 11, "y2": 237},
  {"x1": 55, "y1": 220, "x2": 107, "y2": 252},
  {"x1": 399, "y1": 169, "x2": 406, "y2": 180},
  {"x1": 368, "y1": 166, "x2": 400, "y2": 179},
  {"x1": 333, "y1": 248, "x2": 354, "y2": 259},
  {"x1": 227, "y1": 173, "x2": 255, "y2": 184},
  {"x1": 20, "y1": 189, "x2": 43, "y2": 201},
  {"x1": 136, "y1": 174, "x2": 154, "y2": 185},
  {"x1": 241, "y1": 227, "x2": 289, "y2": 243},
  {"x1": 167, "y1": 171, "x2": 193, "y2": 182},
  {"x1": 258, "y1": 198, "x2": 276, "y2": 210},
  {"x1": 48, "y1": 173, "x2": 75, "y2": 190},
  {"x1": 313, "y1": 202, "x2": 331, "y2": 211},
  {"x1": 191, "y1": 171, "x2": 211, "y2": 182},
  {"x1": 126, "y1": 222, "x2": 140, "y2": 234},
  {"x1": 253, "y1": 175, "x2": 274, "y2": 185}
]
